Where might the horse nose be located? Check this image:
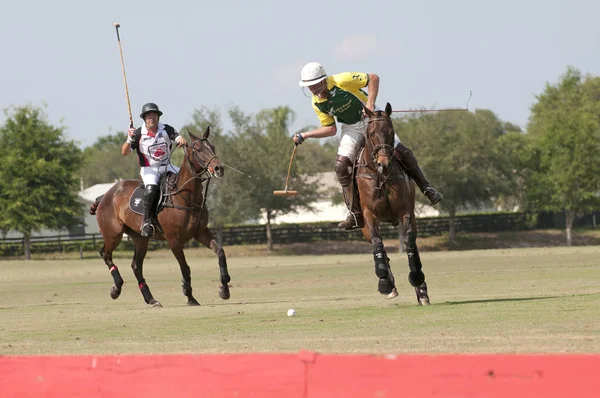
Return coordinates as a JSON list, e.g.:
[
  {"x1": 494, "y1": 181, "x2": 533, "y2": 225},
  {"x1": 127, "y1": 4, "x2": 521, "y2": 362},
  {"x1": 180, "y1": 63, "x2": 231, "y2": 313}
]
[
  {"x1": 377, "y1": 162, "x2": 384, "y2": 174},
  {"x1": 213, "y1": 165, "x2": 224, "y2": 177}
]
